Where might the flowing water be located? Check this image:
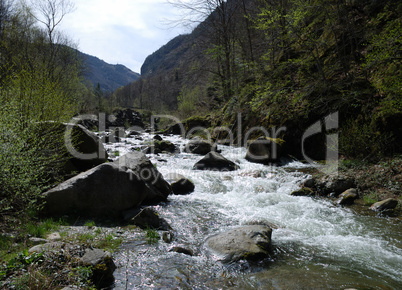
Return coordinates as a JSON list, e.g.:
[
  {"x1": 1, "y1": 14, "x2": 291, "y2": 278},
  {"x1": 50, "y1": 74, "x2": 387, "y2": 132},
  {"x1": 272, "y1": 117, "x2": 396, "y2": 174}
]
[{"x1": 104, "y1": 133, "x2": 401, "y2": 289}]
